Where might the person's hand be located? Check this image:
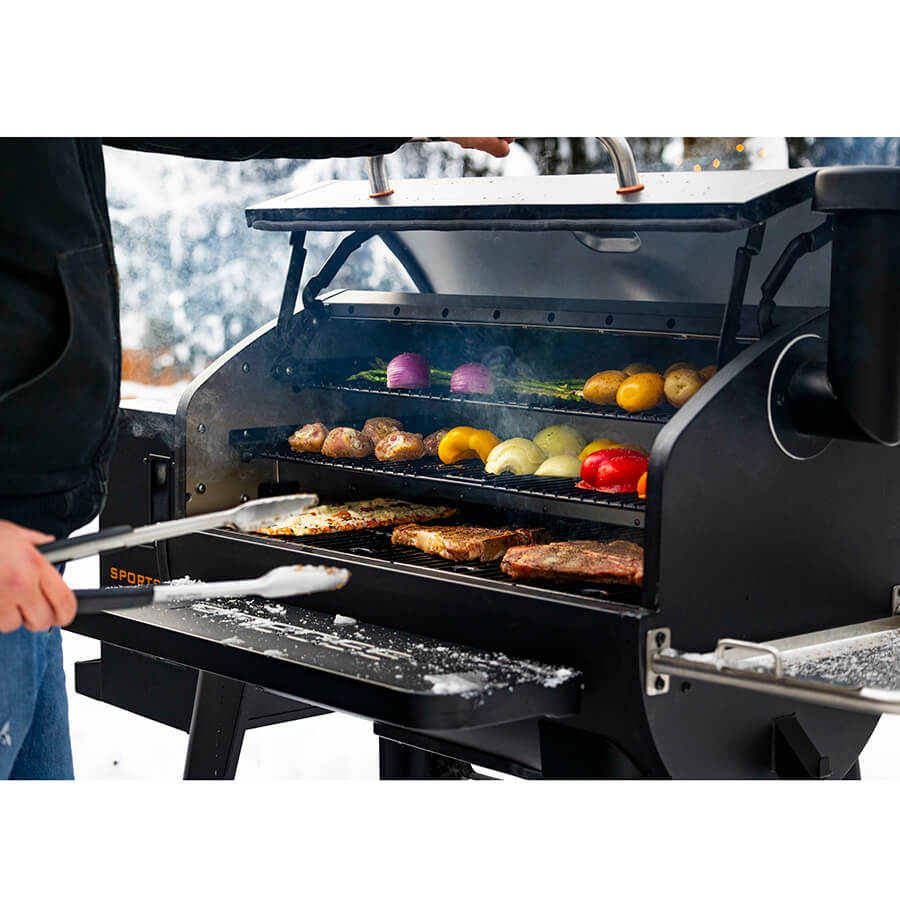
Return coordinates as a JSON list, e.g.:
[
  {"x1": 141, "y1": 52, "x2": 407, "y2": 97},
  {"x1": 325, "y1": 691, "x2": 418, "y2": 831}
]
[
  {"x1": 0, "y1": 520, "x2": 77, "y2": 633},
  {"x1": 446, "y1": 138, "x2": 514, "y2": 158}
]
